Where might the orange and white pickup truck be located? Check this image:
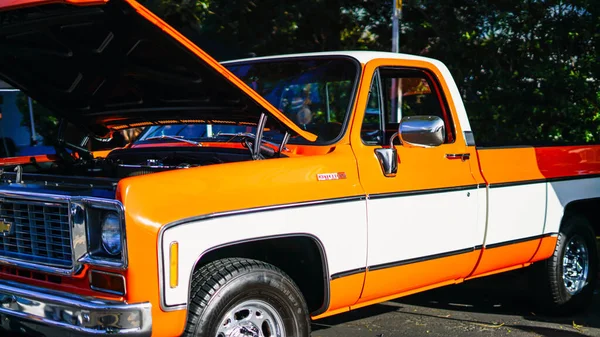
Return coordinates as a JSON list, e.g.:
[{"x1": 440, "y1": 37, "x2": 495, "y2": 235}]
[{"x1": 0, "y1": 0, "x2": 598, "y2": 336}]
